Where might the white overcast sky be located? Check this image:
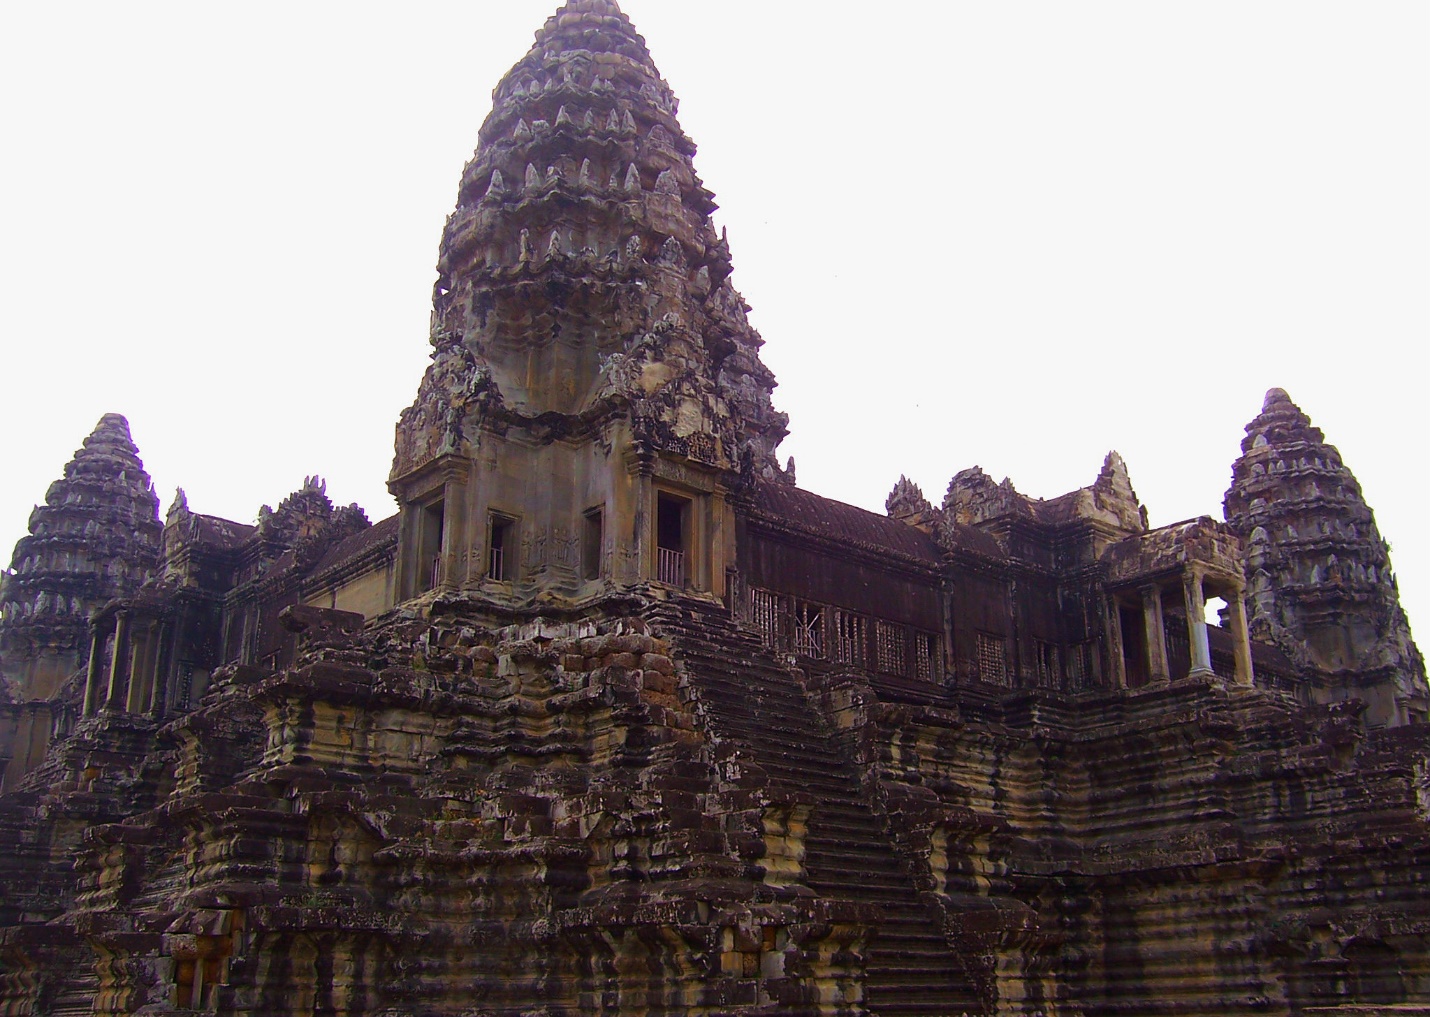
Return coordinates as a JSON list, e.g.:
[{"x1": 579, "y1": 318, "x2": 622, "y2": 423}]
[{"x1": 1, "y1": 2, "x2": 1426, "y2": 636}]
